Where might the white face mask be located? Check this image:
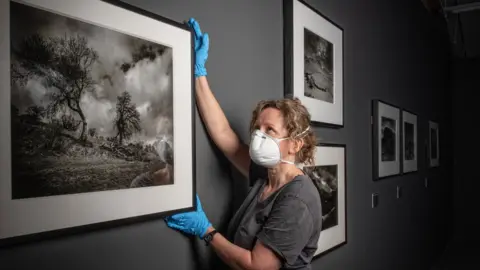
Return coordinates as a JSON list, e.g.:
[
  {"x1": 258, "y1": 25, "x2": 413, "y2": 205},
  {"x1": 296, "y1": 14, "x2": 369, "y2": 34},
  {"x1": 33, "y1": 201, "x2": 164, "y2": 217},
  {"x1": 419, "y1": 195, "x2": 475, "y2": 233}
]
[{"x1": 249, "y1": 127, "x2": 310, "y2": 168}]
